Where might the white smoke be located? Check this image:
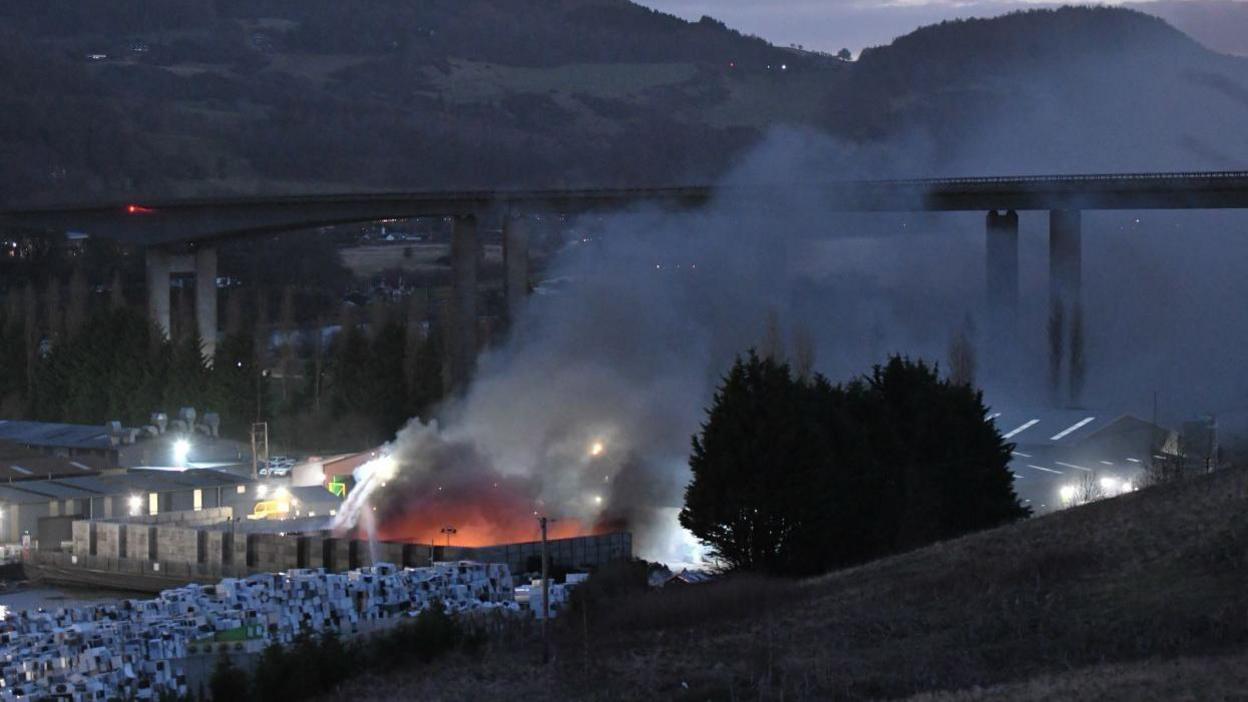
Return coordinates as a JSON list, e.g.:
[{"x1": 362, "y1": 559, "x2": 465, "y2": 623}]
[{"x1": 365, "y1": 15, "x2": 1248, "y2": 561}]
